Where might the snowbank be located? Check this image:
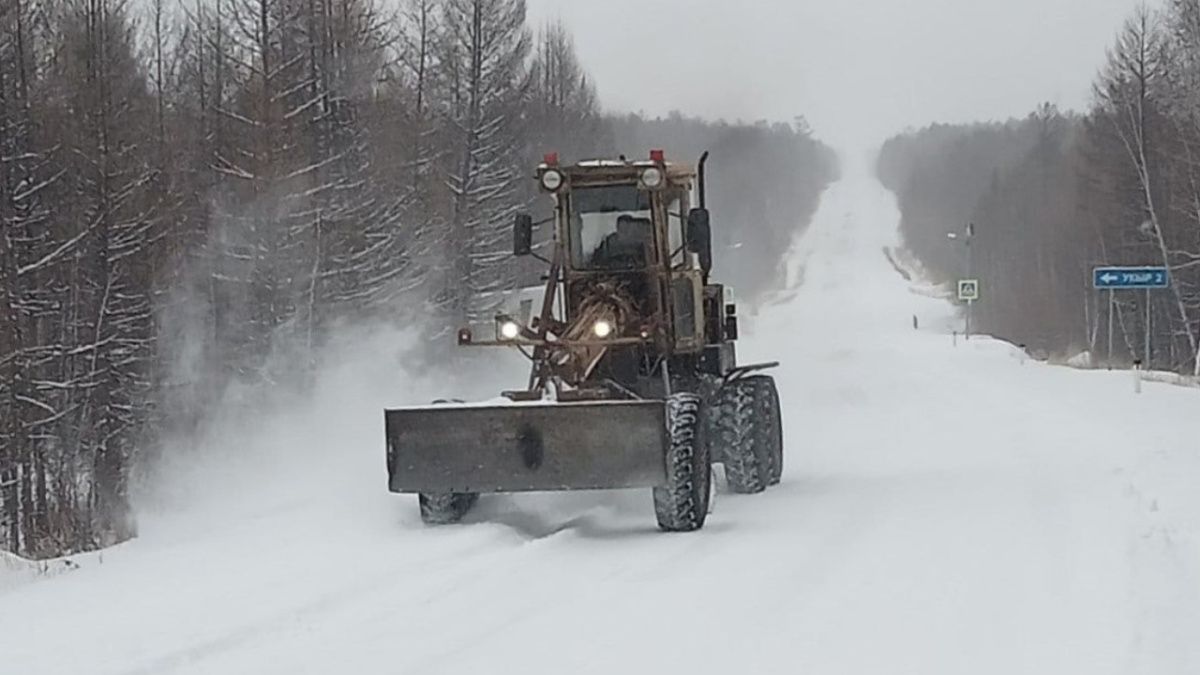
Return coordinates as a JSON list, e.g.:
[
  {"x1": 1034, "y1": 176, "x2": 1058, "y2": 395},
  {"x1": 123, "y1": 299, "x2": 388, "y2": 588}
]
[
  {"x1": 1066, "y1": 350, "x2": 1095, "y2": 368},
  {"x1": 0, "y1": 551, "x2": 79, "y2": 593},
  {"x1": 1061, "y1": 350, "x2": 1200, "y2": 389},
  {"x1": 882, "y1": 244, "x2": 950, "y2": 300}
]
